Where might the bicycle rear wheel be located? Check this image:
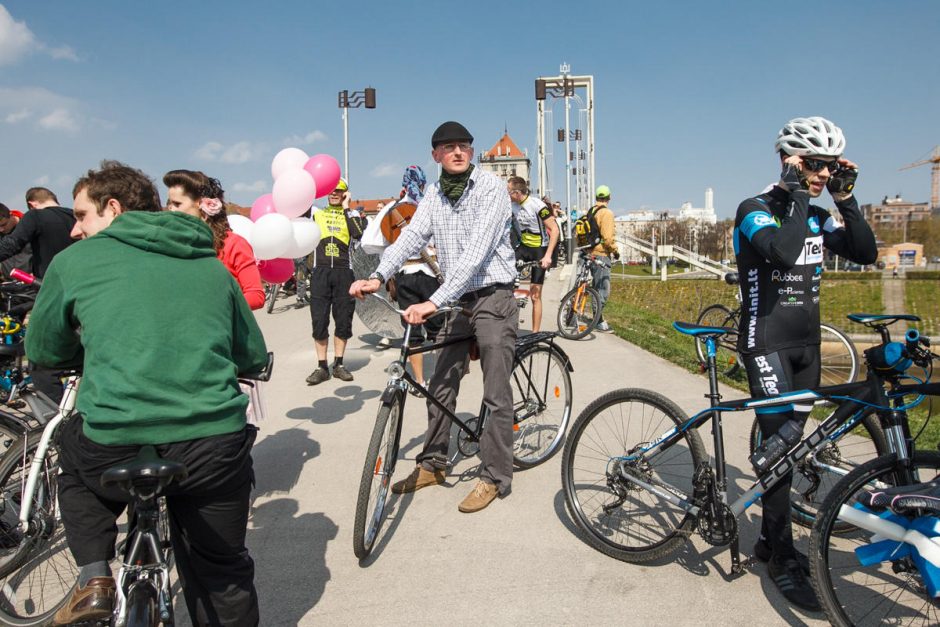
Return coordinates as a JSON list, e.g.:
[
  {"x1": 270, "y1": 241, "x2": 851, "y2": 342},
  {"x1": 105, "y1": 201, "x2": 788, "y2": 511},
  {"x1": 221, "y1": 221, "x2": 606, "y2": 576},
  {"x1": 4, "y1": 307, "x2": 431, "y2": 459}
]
[
  {"x1": 749, "y1": 408, "x2": 887, "y2": 531},
  {"x1": 810, "y1": 451, "x2": 940, "y2": 627},
  {"x1": 125, "y1": 580, "x2": 158, "y2": 627},
  {"x1": 556, "y1": 285, "x2": 601, "y2": 340},
  {"x1": 562, "y1": 388, "x2": 706, "y2": 562},
  {"x1": 819, "y1": 323, "x2": 859, "y2": 385},
  {"x1": 693, "y1": 304, "x2": 739, "y2": 376},
  {"x1": 510, "y1": 344, "x2": 572, "y2": 468},
  {"x1": 0, "y1": 433, "x2": 77, "y2": 626},
  {"x1": 353, "y1": 391, "x2": 404, "y2": 559}
]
